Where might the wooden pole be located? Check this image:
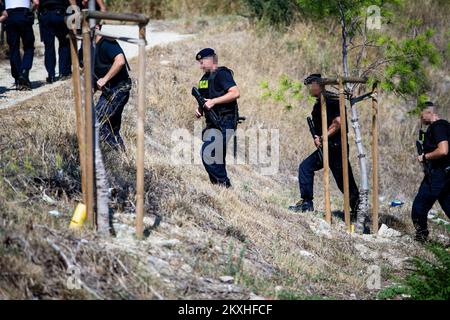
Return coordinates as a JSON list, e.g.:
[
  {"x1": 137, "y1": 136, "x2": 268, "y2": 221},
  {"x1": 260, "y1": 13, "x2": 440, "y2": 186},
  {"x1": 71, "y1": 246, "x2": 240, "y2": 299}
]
[
  {"x1": 321, "y1": 77, "x2": 368, "y2": 85},
  {"x1": 86, "y1": 10, "x2": 150, "y2": 25},
  {"x1": 82, "y1": 17, "x2": 96, "y2": 229},
  {"x1": 321, "y1": 91, "x2": 332, "y2": 224},
  {"x1": 371, "y1": 84, "x2": 379, "y2": 233},
  {"x1": 338, "y1": 77, "x2": 351, "y2": 231},
  {"x1": 69, "y1": 32, "x2": 87, "y2": 206},
  {"x1": 135, "y1": 25, "x2": 147, "y2": 239}
]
